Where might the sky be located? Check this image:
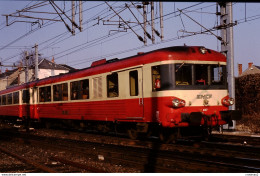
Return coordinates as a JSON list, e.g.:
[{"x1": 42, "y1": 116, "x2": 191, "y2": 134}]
[{"x1": 0, "y1": 1, "x2": 260, "y2": 76}]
